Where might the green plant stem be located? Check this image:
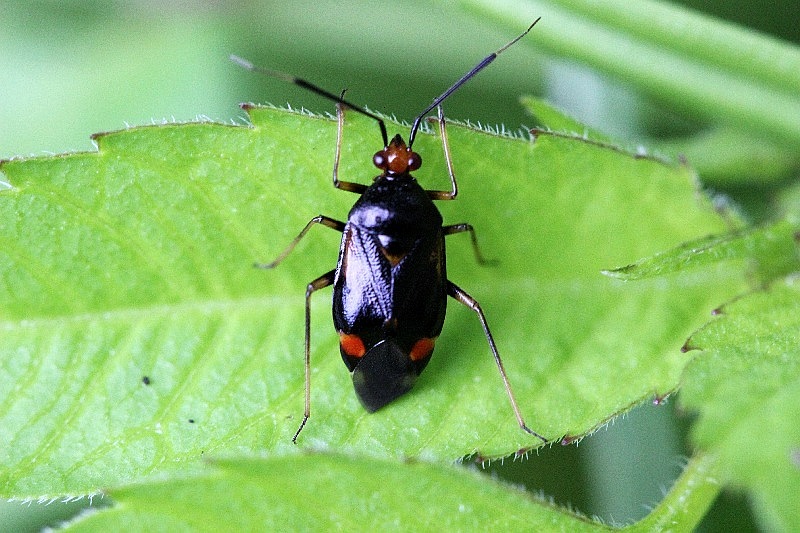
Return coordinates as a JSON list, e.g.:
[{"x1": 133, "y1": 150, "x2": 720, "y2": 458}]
[
  {"x1": 544, "y1": 0, "x2": 800, "y2": 93},
  {"x1": 461, "y1": 0, "x2": 800, "y2": 146},
  {"x1": 625, "y1": 453, "x2": 722, "y2": 532}
]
